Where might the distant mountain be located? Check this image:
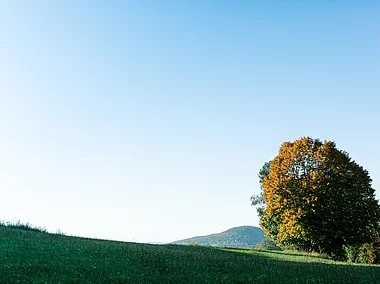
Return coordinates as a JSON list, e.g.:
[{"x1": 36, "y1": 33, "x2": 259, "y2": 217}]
[{"x1": 172, "y1": 226, "x2": 266, "y2": 248}]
